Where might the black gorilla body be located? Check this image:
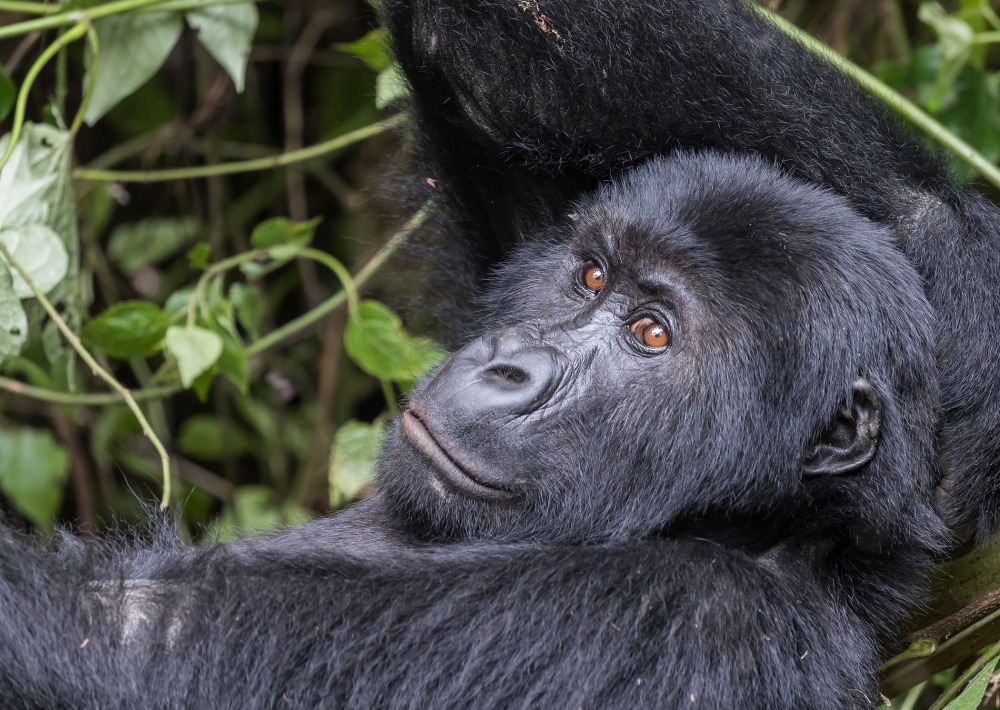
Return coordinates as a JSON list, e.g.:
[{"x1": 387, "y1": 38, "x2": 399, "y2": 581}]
[
  {"x1": 0, "y1": 0, "x2": 989, "y2": 706},
  {"x1": 1, "y1": 154, "x2": 941, "y2": 707},
  {"x1": 386, "y1": 0, "x2": 1000, "y2": 543}
]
